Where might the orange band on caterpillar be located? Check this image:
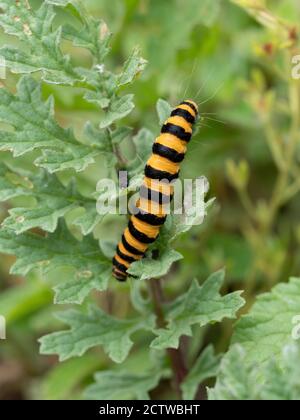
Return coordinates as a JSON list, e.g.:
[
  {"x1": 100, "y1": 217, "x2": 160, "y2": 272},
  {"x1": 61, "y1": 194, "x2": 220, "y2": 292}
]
[
  {"x1": 112, "y1": 99, "x2": 199, "y2": 281},
  {"x1": 155, "y1": 134, "x2": 188, "y2": 155}
]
